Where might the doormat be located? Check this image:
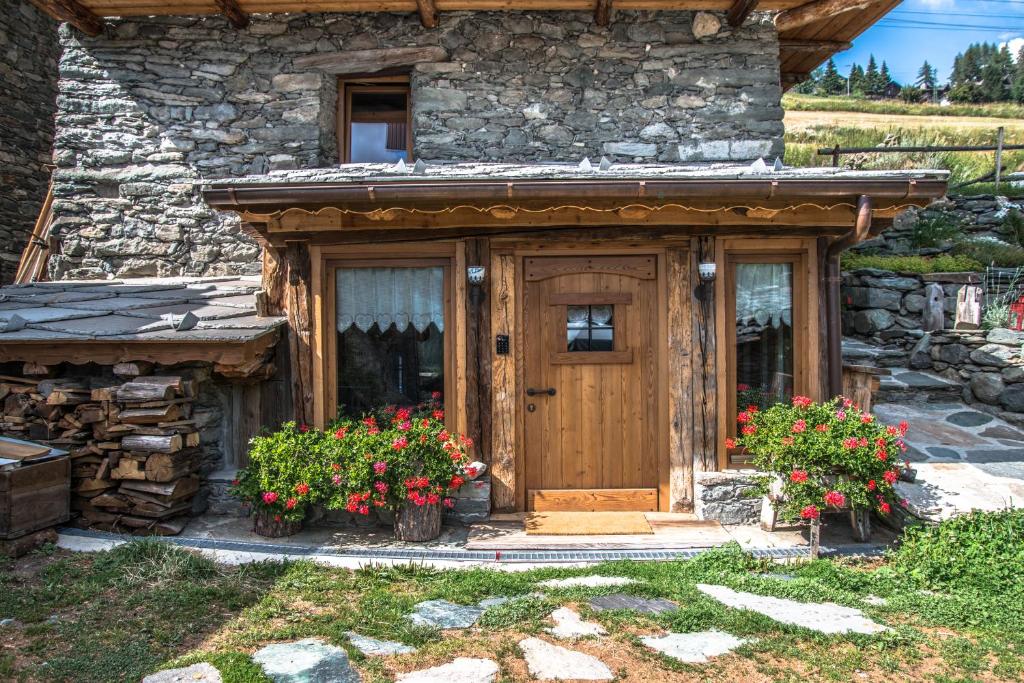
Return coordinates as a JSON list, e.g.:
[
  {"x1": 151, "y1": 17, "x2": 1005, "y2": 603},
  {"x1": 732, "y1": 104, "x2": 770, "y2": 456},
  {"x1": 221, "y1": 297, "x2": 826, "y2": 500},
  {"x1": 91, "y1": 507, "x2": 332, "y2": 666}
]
[{"x1": 525, "y1": 511, "x2": 653, "y2": 536}]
